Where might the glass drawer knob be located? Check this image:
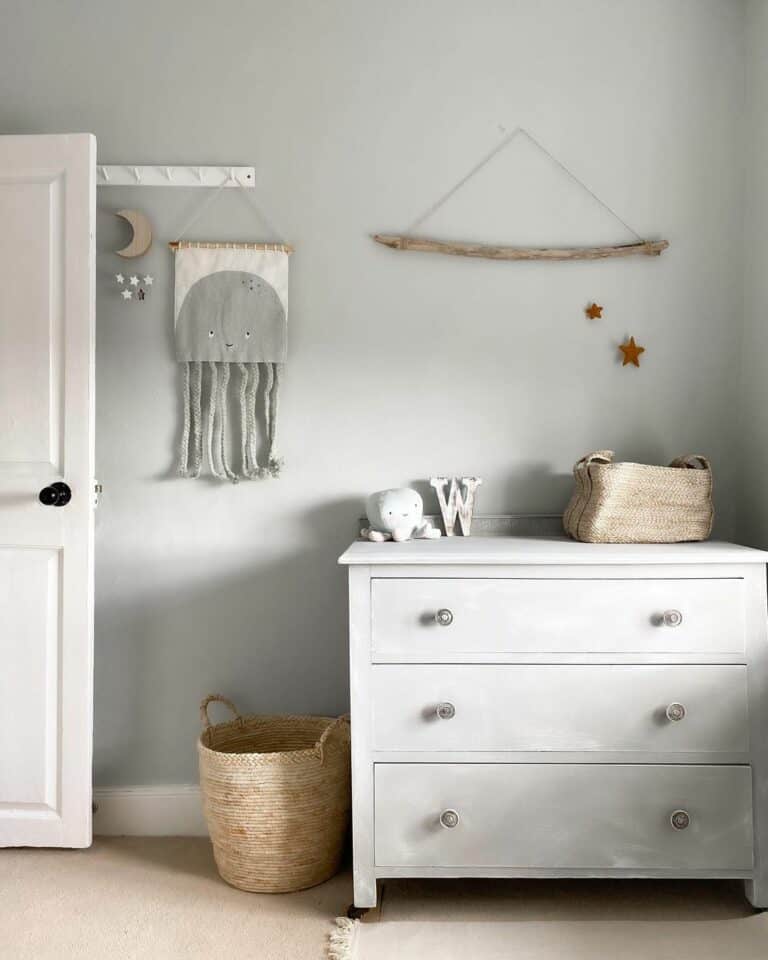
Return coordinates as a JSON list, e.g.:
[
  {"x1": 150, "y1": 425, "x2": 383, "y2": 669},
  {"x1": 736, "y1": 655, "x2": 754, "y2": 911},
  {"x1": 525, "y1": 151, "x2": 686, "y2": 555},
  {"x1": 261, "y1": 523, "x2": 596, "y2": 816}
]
[
  {"x1": 662, "y1": 609, "x2": 683, "y2": 627},
  {"x1": 440, "y1": 809, "x2": 460, "y2": 829},
  {"x1": 670, "y1": 809, "x2": 690, "y2": 830},
  {"x1": 435, "y1": 609, "x2": 454, "y2": 627},
  {"x1": 666, "y1": 702, "x2": 686, "y2": 722},
  {"x1": 436, "y1": 702, "x2": 456, "y2": 720}
]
